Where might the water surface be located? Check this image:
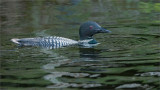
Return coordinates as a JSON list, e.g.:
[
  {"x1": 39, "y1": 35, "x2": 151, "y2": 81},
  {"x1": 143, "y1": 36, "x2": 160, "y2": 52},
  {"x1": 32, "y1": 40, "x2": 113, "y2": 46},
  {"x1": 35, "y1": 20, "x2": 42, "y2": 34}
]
[{"x1": 0, "y1": 0, "x2": 160, "y2": 89}]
